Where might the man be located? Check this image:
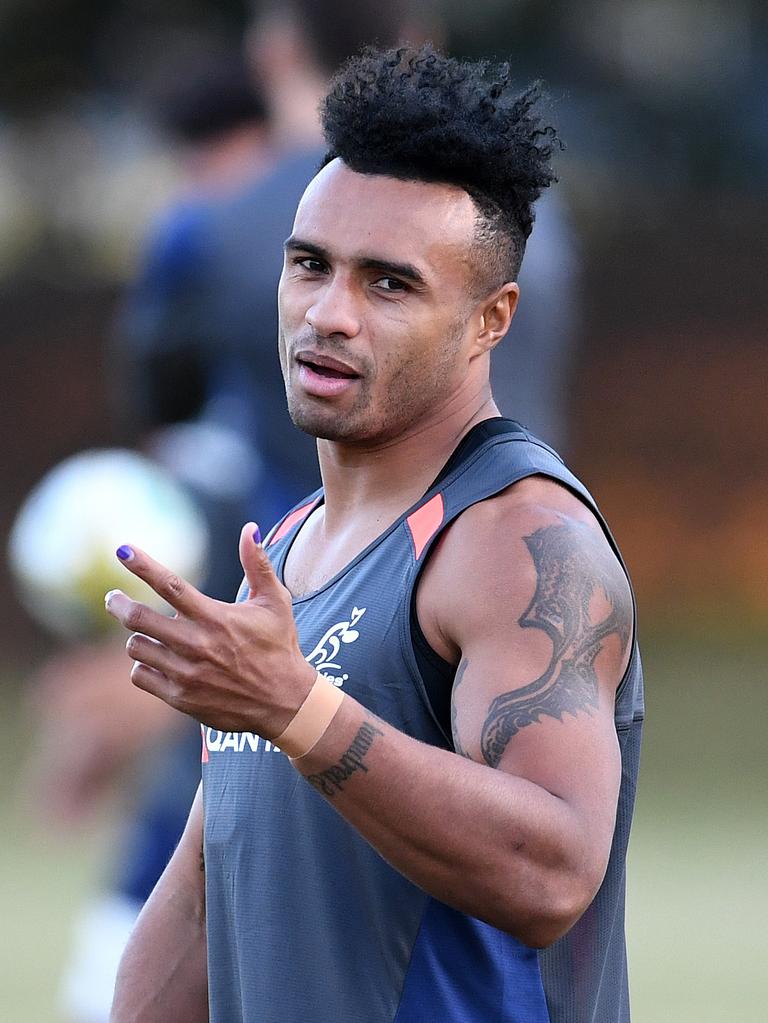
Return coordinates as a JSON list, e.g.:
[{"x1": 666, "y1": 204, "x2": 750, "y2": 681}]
[{"x1": 107, "y1": 45, "x2": 644, "y2": 1023}]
